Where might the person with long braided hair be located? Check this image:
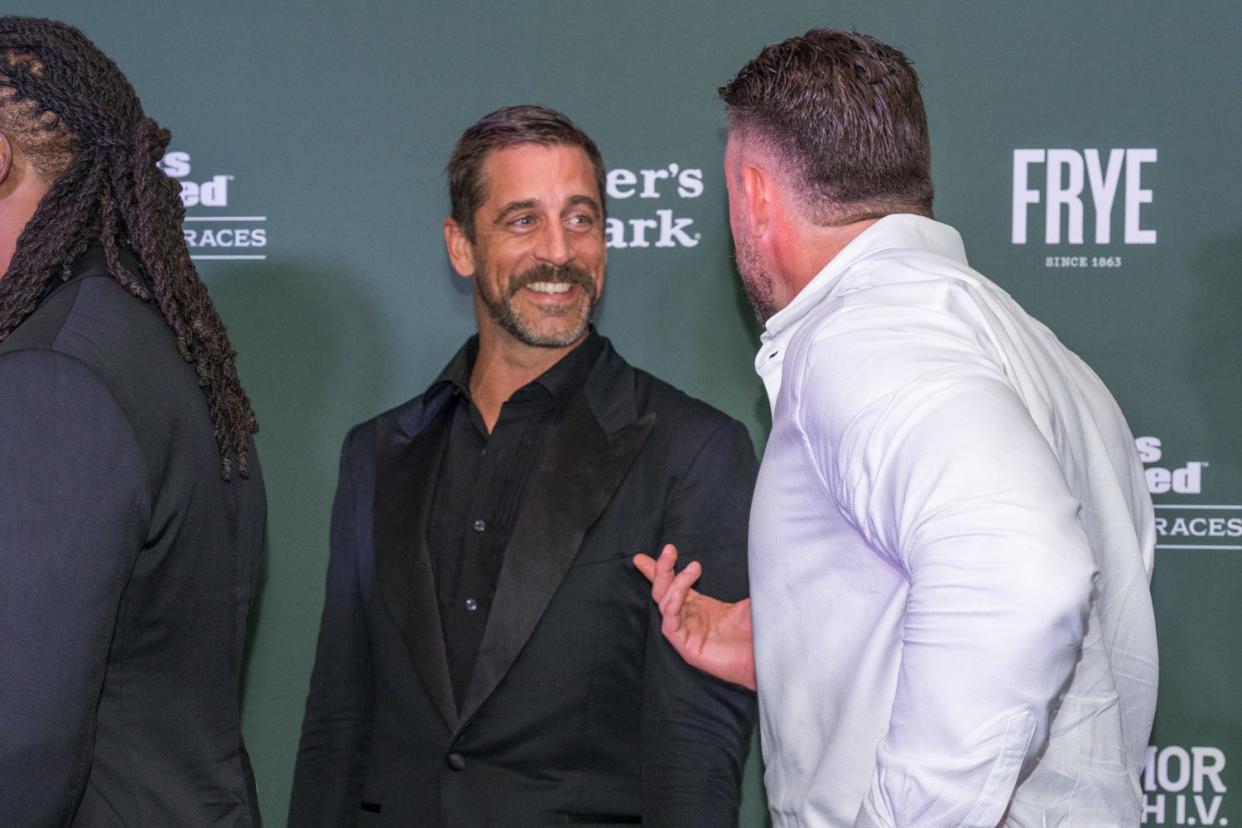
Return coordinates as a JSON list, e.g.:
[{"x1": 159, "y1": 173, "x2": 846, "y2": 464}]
[{"x1": 0, "y1": 17, "x2": 266, "y2": 826}]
